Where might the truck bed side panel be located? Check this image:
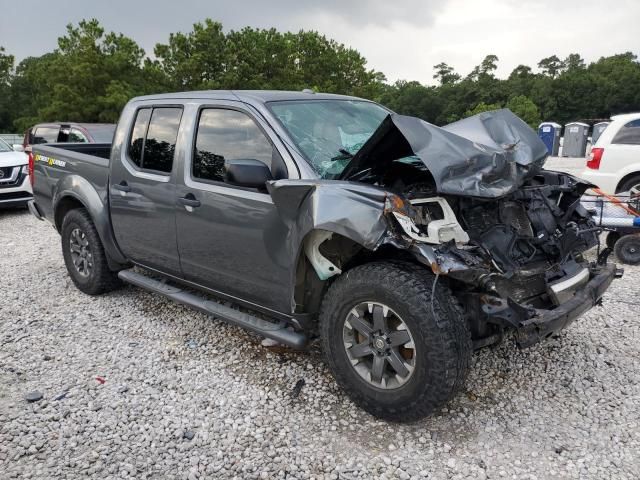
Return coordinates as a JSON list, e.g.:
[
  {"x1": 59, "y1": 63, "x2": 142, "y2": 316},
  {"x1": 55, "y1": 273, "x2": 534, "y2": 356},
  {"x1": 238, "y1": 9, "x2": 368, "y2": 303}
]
[{"x1": 31, "y1": 143, "x2": 128, "y2": 265}]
